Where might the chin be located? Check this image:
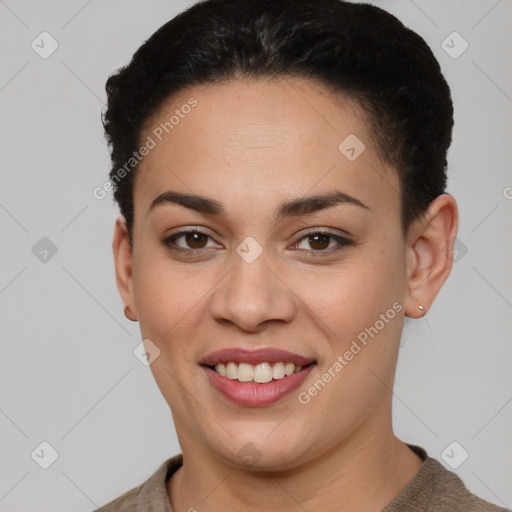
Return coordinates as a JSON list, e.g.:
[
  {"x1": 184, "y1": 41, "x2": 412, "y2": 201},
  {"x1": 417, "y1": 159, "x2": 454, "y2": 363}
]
[{"x1": 210, "y1": 431, "x2": 314, "y2": 472}]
